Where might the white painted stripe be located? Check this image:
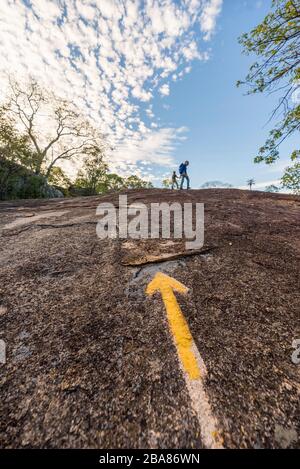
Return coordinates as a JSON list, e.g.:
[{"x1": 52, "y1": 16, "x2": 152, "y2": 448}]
[{"x1": 178, "y1": 340, "x2": 224, "y2": 449}]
